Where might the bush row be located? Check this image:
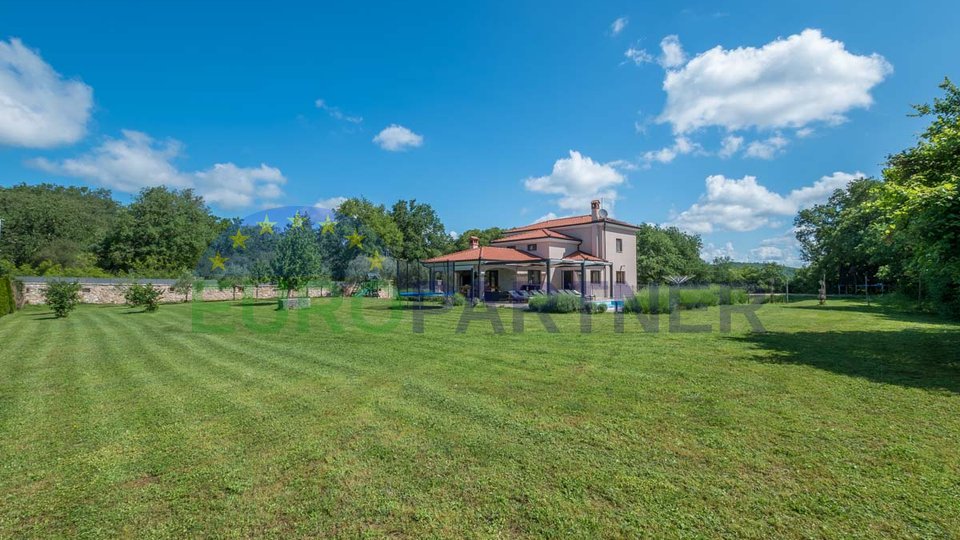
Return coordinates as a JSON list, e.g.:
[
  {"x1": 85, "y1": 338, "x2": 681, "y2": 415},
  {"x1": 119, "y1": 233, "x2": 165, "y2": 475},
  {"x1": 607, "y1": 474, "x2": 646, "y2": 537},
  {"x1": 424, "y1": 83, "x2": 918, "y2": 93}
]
[
  {"x1": 623, "y1": 286, "x2": 750, "y2": 314},
  {"x1": 528, "y1": 294, "x2": 607, "y2": 314}
]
